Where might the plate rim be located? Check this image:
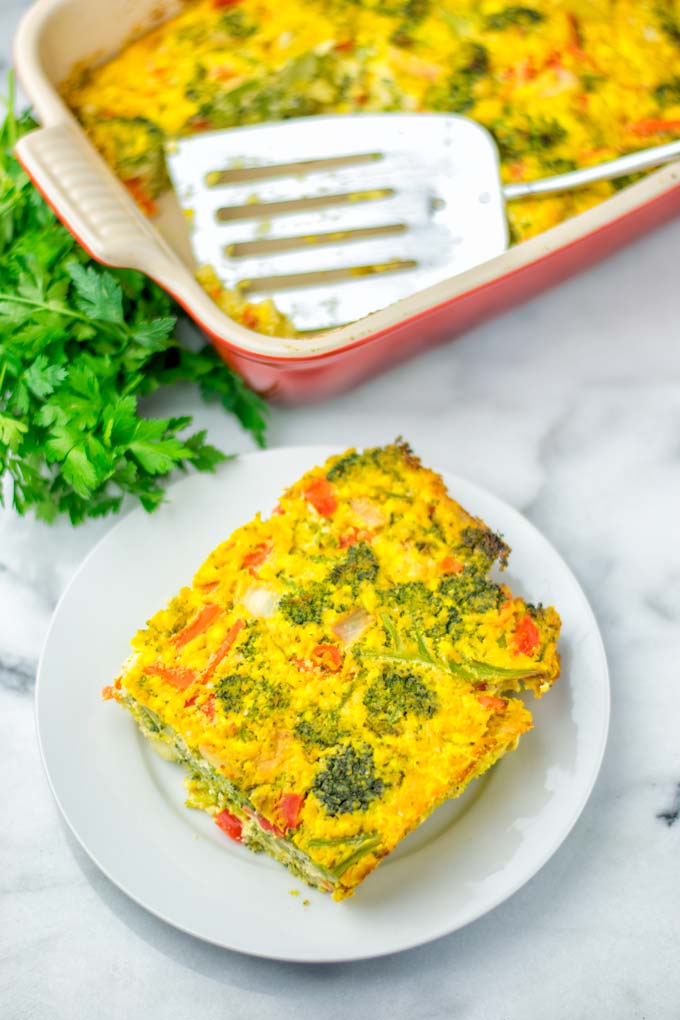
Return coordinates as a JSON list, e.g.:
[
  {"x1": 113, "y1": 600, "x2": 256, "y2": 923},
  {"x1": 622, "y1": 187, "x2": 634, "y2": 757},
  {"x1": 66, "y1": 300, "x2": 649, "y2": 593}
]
[{"x1": 35, "y1": 446, "x2": 610, "y2": 962}]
